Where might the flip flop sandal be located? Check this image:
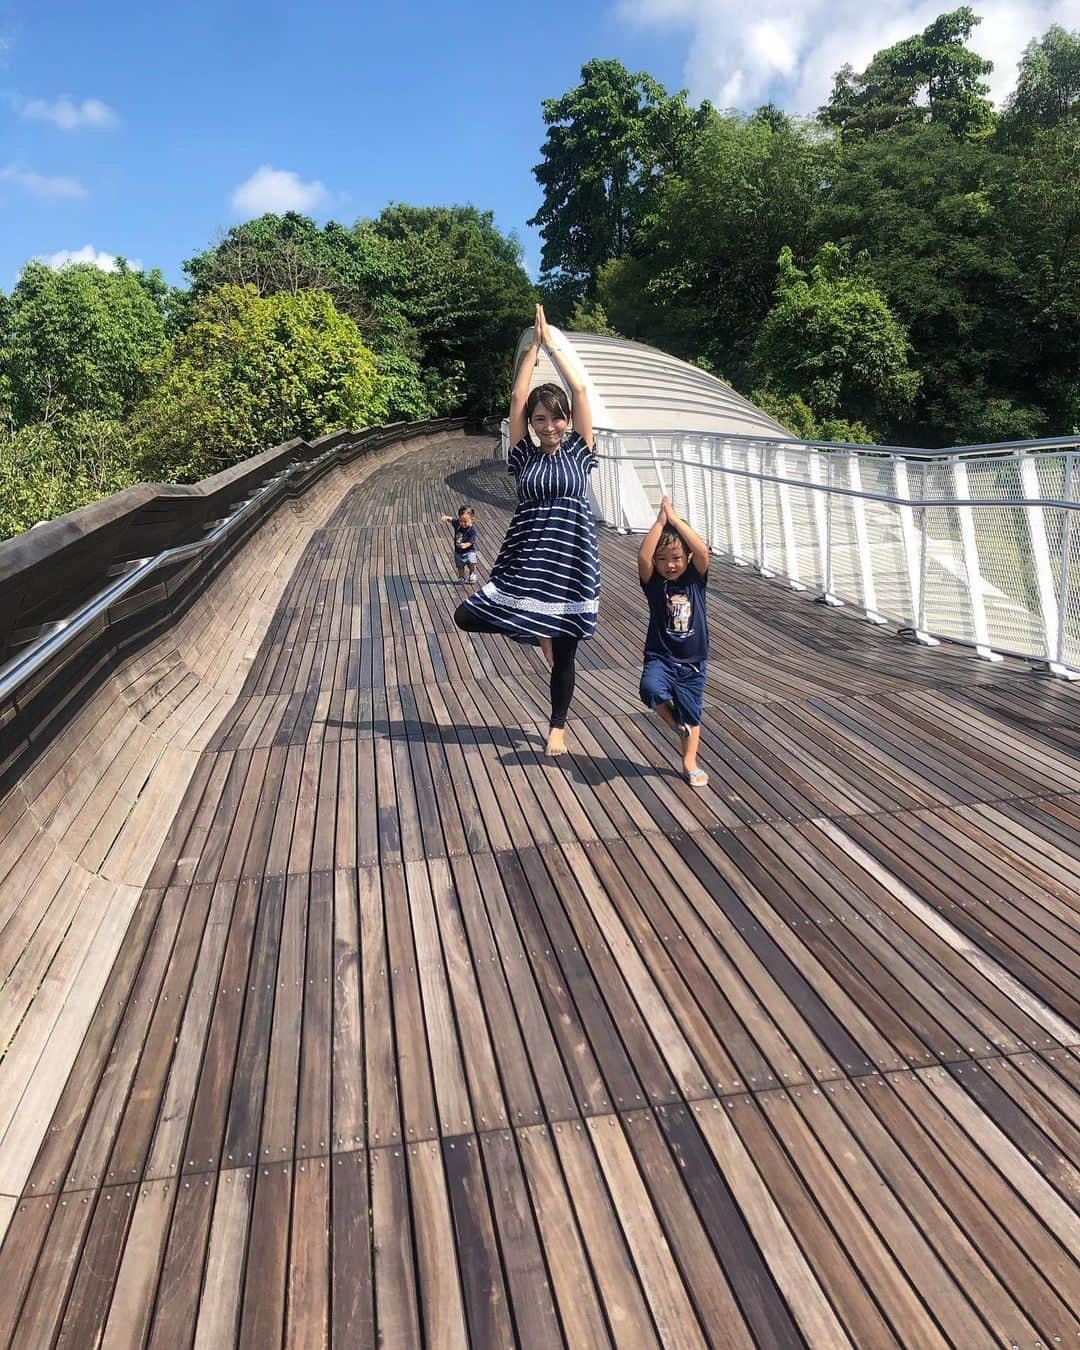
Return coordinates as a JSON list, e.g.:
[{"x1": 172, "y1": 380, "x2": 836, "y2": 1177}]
[{"x1": 684, "y1": 768, "x2": 709, "y2": 788}]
